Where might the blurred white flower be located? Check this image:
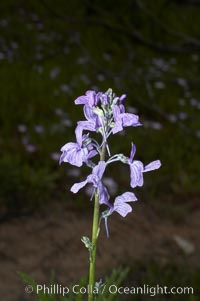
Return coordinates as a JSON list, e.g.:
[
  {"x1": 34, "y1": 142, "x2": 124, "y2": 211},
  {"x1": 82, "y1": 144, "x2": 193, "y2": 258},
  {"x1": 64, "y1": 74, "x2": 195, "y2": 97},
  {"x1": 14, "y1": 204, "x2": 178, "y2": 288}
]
[
  {"x1": 0, "y1": 19, "x2": 8, "y2": 27},
  {"x1": 0, "y1": 52, "x2": 5, "y2": 60},
  {"x1": 17, "y1": 124, "x2": 27, "y2": 133},
  {"x1": 190, "y1": 98, "x2": 198, "y2": 106},
  {"x1": 177, "y1": 78, "x2": 188, "y2": 88},
  {"x1": 178, "y1": 112, "x2": 188, "y2": 120},
  {"x1": 152, "y1": 58, "x2": 170, "y2": 71},
  {"x1": 80, "y1": 74, "x2": 90, "y2": 85},
  {"x1": 126, "y1": 105, "x2": 138, "y2": 114},
  {"x1": 103, "y1": 177, "x2": 118, "y2": 195},
  {"x1": 85, "y1": 185, "x2": 94, "y2": 197},
  {"x1": 50, "y1": 152, "x2": 60, "y2": 161},
  {"x1": 154, "y1": 81, "x2": 165, "y2": 89},
  {"x1": 191, "y1": 54, "x2": 198, "y2": 62},
  {"x1": 11, "y1": 41, "x2": 18, "y2": 49},
  {"x1": 77, "y1": 57, "x2": 88, "y2": 64},
  {"x1": 55, "y1": 108, "x2": 64, "y2": 116},
  {"x1": 61, "y1": 119, "x2": 72, "y2": 127},
  {"x1": 196, "y1": 130, "x2": 200, "y2": 138},
  {"x1": 97, "y1": 74, "x2": 105, "y2": 82},
  {"x1": 103, "y1": 53, "x2": 112, "y2": 61},
  {"x1": 25, "y1": 144, "x2": 37, "y2": 153},
  {"x1": 21, "y1": 135, "x2": 29, "y2": 145},
  {"x1": 67, "y1": 168, "x2": 81, "y2": 177},
  {"x1": 36, "y1": 23, "x2": 44, "y2": 30},
  {"x1": 49, "y1": 67, "x2": 60, "y2": 79},
  {"x1": 144, "y1": 121, "x2": 163, "y2": 130},
  {"x1": 60, "y1": 84, "x2": 70, "y2": 93},
  {"x1": 168, "y1": 114, "x2": 177, "y2": 123},
  {"x1": 34, "y1": 125, "x2": 45, "y2": 133}
]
